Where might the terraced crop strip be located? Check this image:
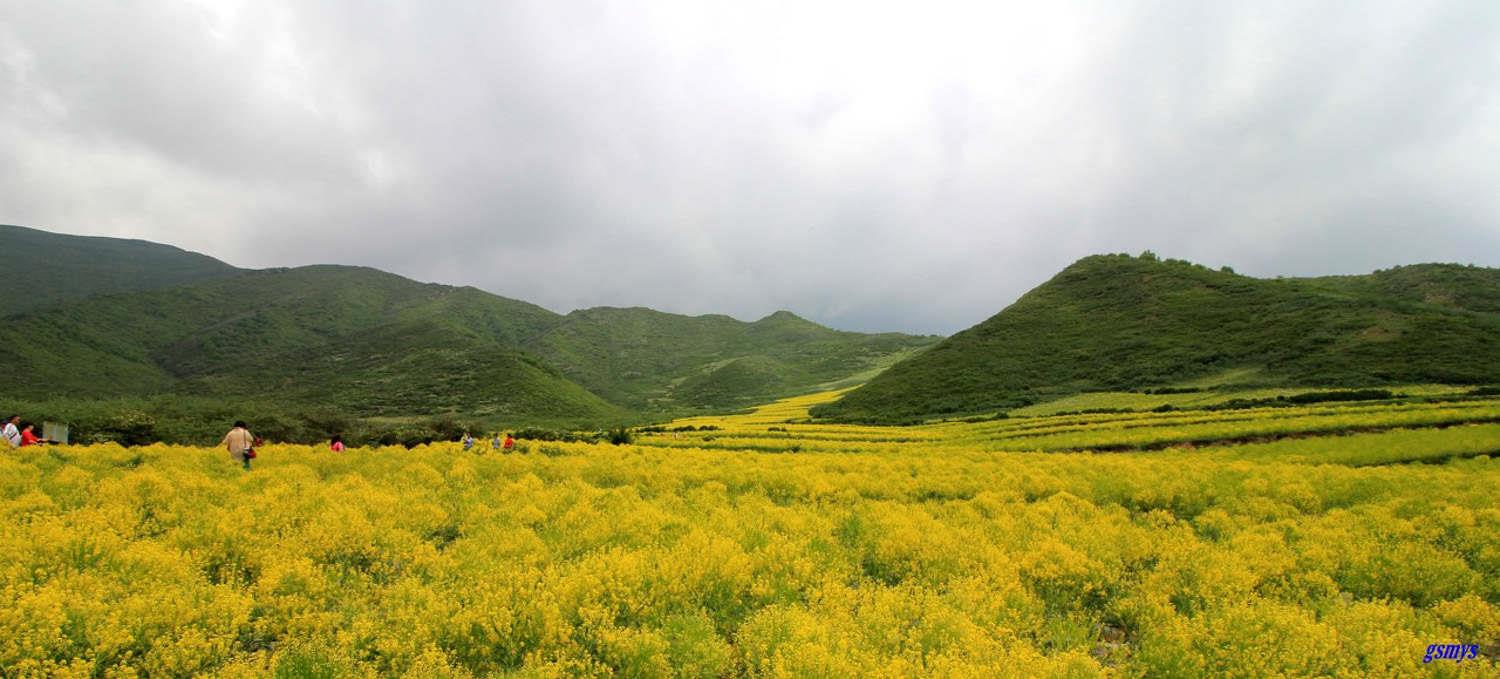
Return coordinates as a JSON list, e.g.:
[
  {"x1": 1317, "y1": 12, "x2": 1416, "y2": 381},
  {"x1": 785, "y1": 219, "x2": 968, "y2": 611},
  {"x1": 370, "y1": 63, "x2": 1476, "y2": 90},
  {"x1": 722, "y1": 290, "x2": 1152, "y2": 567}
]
[{"x1": 1, "y1": 390, "x2": 1496, "y2": 676}]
